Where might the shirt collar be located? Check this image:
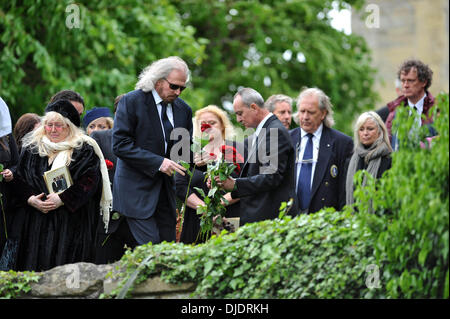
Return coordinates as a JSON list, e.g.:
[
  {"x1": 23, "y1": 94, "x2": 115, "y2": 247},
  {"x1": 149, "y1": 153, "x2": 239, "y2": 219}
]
[
  {"x1": 300, "y1": 123, "x2": 323, "y2": 140},
  {"x1": 255, "y1": 112, "x2": 273, "y2": 136},
  {"x1": 152, "y1": 89, "x2": 163, "y2": 106},
  {"x1": 408, "y1": 92, "x2": 426, "y2": 114}
]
